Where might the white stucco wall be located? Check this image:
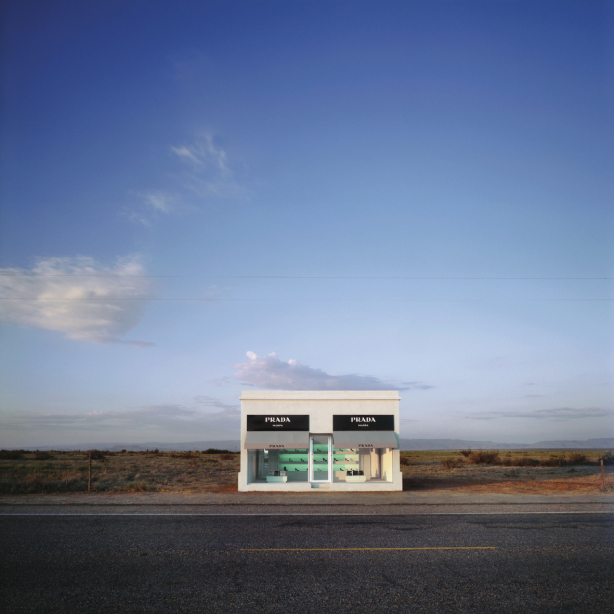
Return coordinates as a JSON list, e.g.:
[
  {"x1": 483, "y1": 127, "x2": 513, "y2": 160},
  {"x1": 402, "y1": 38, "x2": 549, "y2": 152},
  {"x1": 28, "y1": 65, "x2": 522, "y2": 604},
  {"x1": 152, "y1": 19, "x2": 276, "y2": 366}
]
[{"x1": 238, "y1": 391, "x2": 403, "y2": 492}]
